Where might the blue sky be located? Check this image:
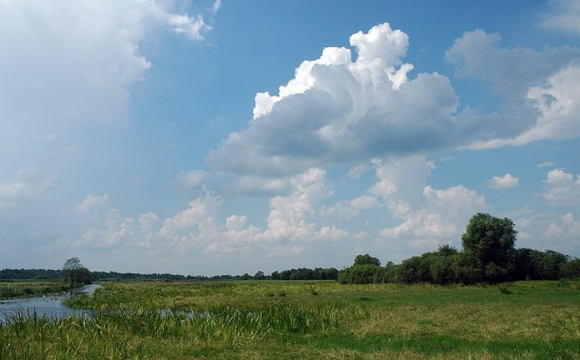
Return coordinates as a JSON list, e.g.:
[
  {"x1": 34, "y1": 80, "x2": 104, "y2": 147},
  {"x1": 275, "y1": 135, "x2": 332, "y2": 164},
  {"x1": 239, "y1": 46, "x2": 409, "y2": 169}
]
[{"x1": 1, "y1": 0, "x2": 579, "y2": 276}]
